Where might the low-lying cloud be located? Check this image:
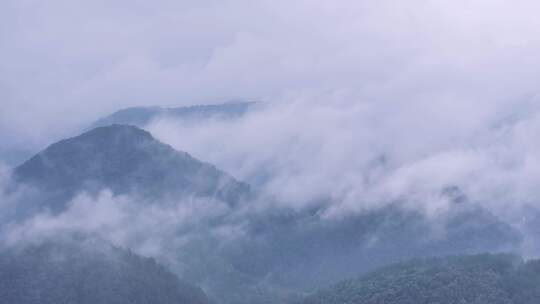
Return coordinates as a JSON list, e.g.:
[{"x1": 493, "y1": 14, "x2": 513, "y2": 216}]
[
  {"x1": 0, "y1": 189, "x2": 246, "y2": 276},
  {"x1": 148, "y1": 96, "x2": 540, "y2": 217}
]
